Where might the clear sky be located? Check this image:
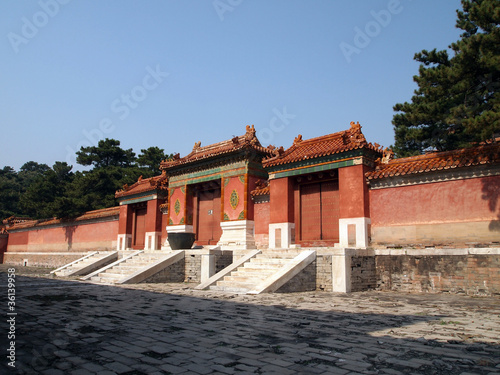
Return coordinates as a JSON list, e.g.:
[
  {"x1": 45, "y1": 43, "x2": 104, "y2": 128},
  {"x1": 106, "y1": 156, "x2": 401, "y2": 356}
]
[{"x1": 0, "y1": 0, "x2": 463, "y2": 171}]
